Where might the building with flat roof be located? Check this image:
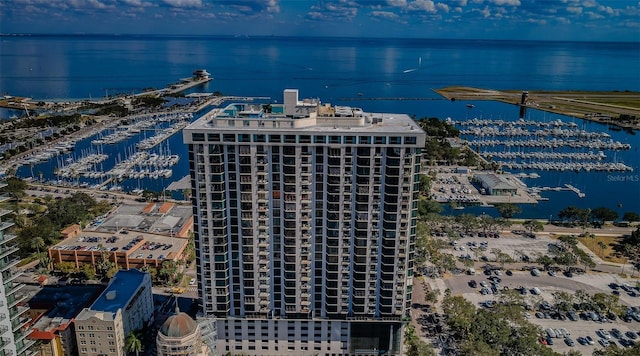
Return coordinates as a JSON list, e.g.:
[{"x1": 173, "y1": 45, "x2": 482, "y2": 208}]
[
  {"x1": 74, "y1": 269, "x2": 153, "y2": 356},
  {"x1": 0, "y1": 182, "x2": 36, "y2": 355},
  {"x1": 28, "y1": 285, "x2": 105, "y2": 356},
  {"x1": 184, "y1": 89, "x2": 426, "y2": 354}
]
